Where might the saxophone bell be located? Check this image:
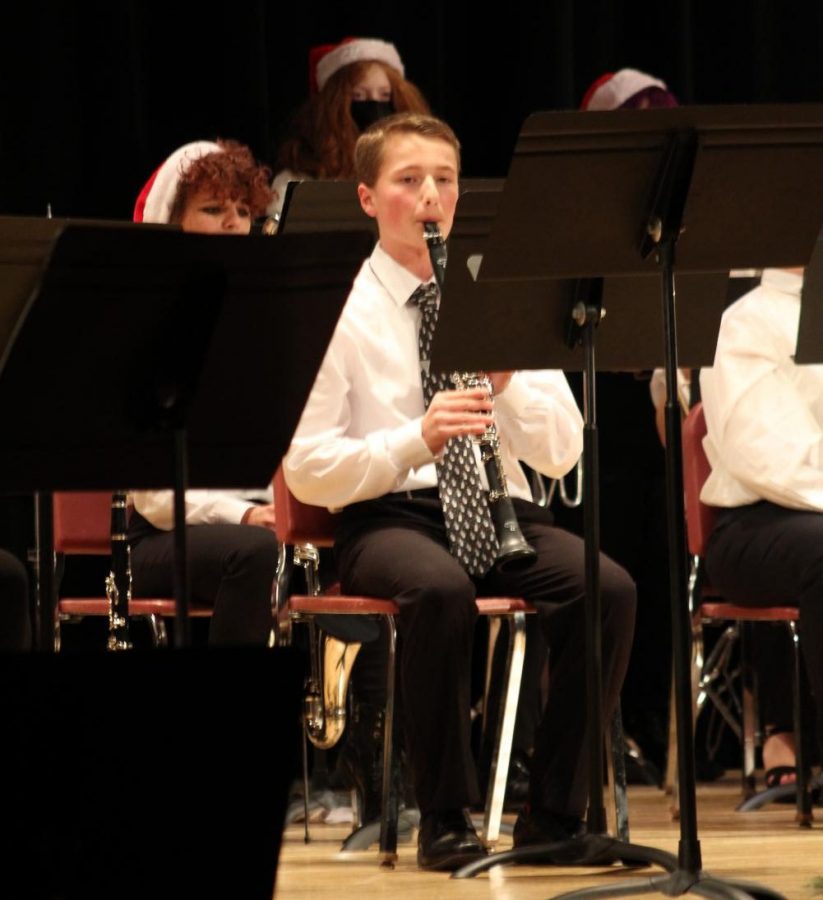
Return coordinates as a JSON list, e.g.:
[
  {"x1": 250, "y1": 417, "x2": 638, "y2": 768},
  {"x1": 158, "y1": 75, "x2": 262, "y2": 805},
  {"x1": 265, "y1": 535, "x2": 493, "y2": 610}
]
[{"x1": 294, "y1": 543, "x2": 365, "y2": 750}]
